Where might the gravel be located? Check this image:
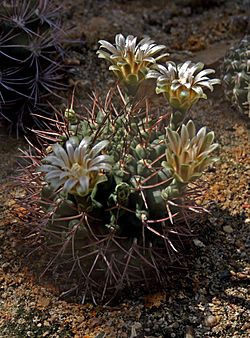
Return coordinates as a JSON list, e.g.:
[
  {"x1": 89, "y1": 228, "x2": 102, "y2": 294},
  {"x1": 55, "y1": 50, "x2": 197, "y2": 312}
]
[{"x1": 0, "y1": 0, "x2": 249, "y2": 337}]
